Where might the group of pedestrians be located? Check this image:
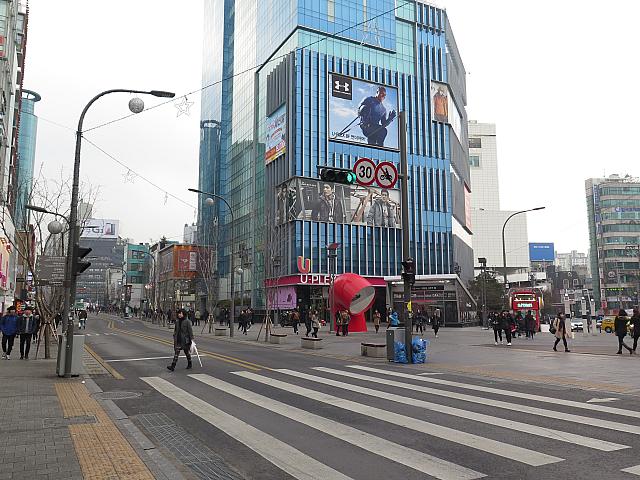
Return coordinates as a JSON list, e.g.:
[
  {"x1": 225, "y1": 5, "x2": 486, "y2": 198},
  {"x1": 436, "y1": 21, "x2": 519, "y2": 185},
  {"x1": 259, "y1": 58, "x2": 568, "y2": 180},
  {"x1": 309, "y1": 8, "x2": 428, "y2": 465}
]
[
  {"x1": 238, "y1": 308, "x2": 253, "y2": 335},
  {"x1": 490, "y1": 310, "x2": 537, "y2": 346},
  {"x1": 1, "y1": 306, "x2": 40, "y2": 360},
  {"x1": 613, "y1": 308, "x2": 640, "y2": 355},
  {"x1": 412, "y1": 308, "x2": 442, "y2": 337}
]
